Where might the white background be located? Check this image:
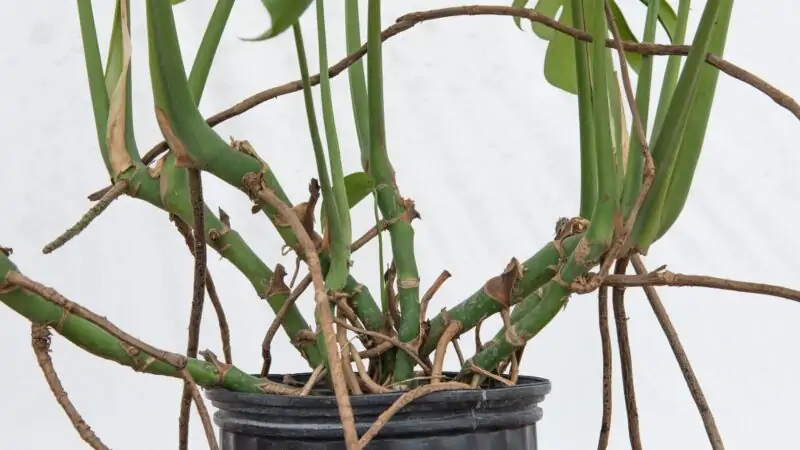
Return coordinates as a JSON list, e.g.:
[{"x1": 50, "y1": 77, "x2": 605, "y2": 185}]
[{"x1": 2, "y1": 1, "x2": 799, "y2": 449}]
